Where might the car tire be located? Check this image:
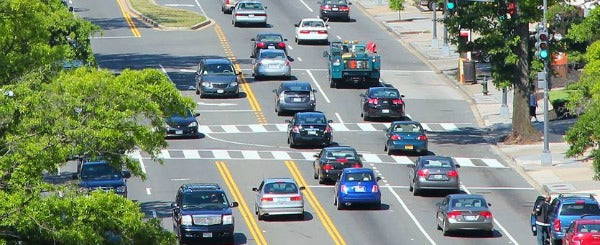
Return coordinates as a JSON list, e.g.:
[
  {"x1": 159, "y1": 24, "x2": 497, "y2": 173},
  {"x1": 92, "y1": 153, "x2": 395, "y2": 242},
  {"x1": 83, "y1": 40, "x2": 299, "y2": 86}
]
[
  {"x1": 371, "y1": 202, "x2": 381, "y2": 210},
  {"x1": 233, "y1": 20, "x2": 238, "y2": 27},
  {"x1": 442, "y1": 220, "x2": 450, "y2": 236},
  {"x1": 297, "y1": 212, "x2": 305, "y2": 220},
  {"x1": 330, "y1": 78, "x2": 338, "y2": 88},
  {"x1": 257, "y1": 213, "x2": 263, "y2": 220},
  {"x1": 413, "y1": 187, "x2": 420, "y2": 196},
  {"x1": 336, "y1": 198, "x2": 344, "y2": 210},
  {"x1": 263, "y1": 22, "x2": 268, "y2": 27},
  {"x1": 195, "y1": 86, "x2": 200, "y2": 95},
  {"x1": 487, "y1": 230, "x2": 494, "y2": 237},
  {"x1": 318, "y1": 171, "x2": 325, "y2": 184},
  {"x1": 313, "y1": 166, "x2": 318, "y2": 179},
  {"x1": 436, "y1": 219, "x2": 442, "y2": 230},
  {"x1": 277, "y1": 109, "x2": 284, "y2": 116}
]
